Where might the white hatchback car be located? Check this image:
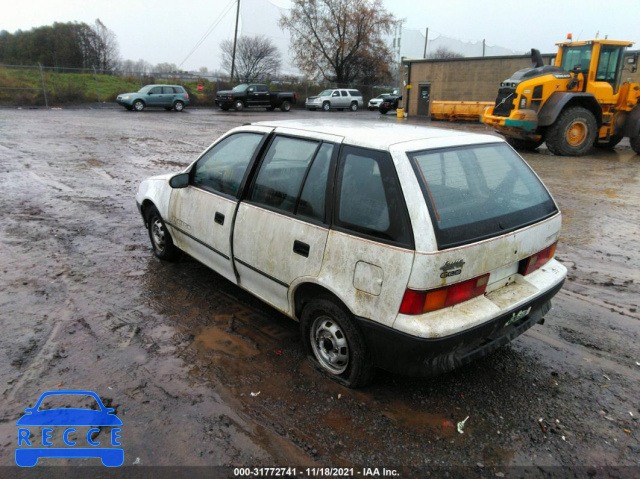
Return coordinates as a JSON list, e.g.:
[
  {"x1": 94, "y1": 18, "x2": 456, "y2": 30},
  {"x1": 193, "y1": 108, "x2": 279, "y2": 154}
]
[{"x1": 136, "y1": 120, "x2": 567, "y2": 387}]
